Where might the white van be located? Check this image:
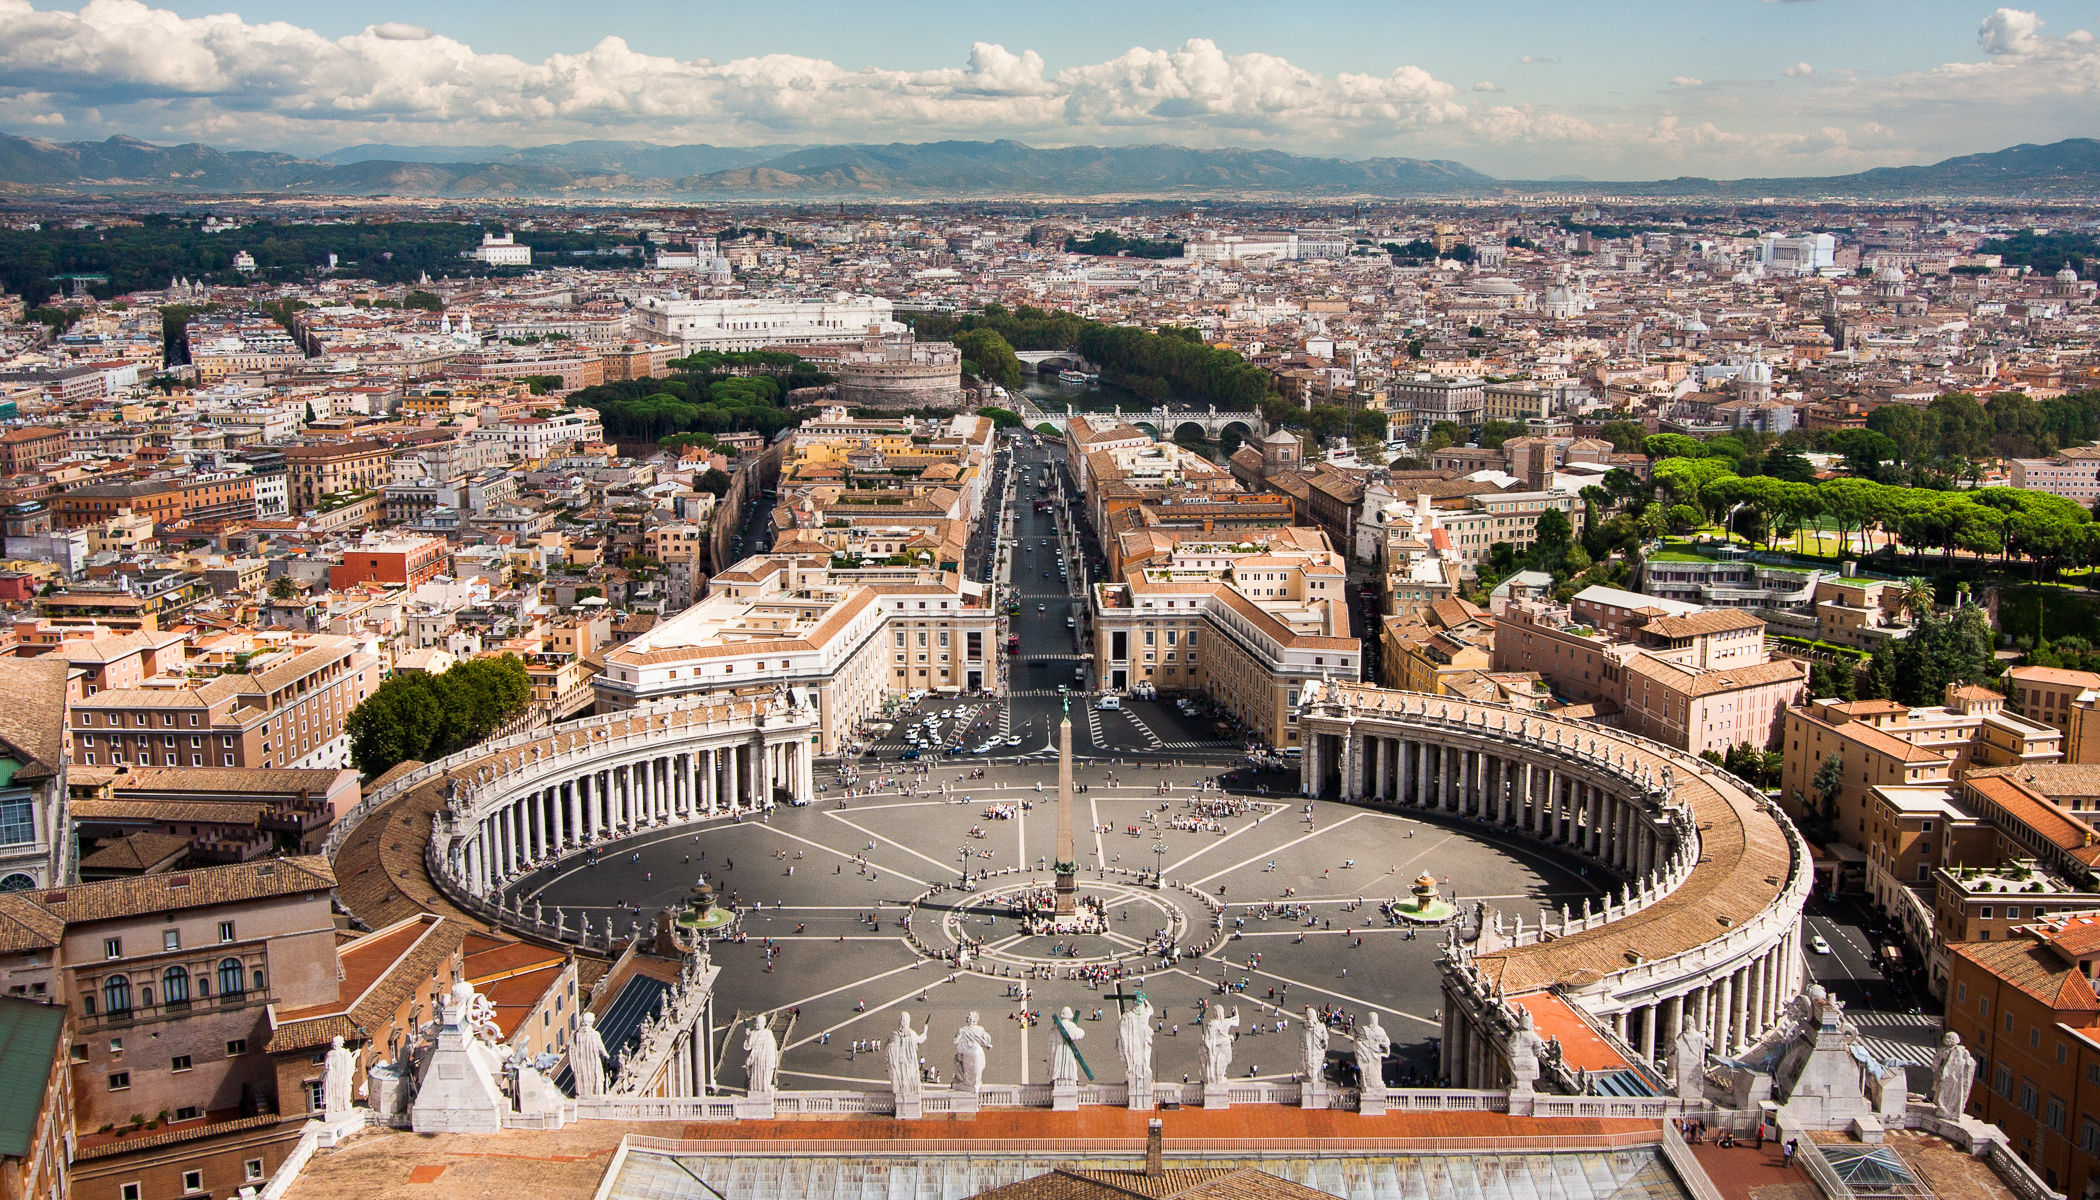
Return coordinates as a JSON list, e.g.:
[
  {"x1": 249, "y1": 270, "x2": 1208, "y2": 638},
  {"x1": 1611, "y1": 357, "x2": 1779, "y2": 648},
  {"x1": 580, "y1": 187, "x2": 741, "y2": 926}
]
[{"x1": 1094, "y1": 695, "x2": 1122, "y2": 711}]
